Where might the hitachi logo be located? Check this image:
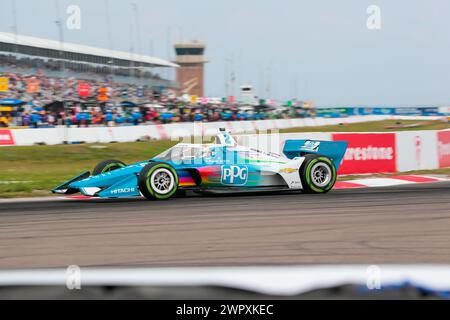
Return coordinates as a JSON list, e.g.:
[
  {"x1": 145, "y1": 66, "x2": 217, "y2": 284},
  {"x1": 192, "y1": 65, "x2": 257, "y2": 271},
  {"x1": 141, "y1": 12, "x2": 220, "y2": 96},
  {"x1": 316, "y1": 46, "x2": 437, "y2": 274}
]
[{"x1": 110, "y1": 188, "x2": 135, "y2": 194}]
